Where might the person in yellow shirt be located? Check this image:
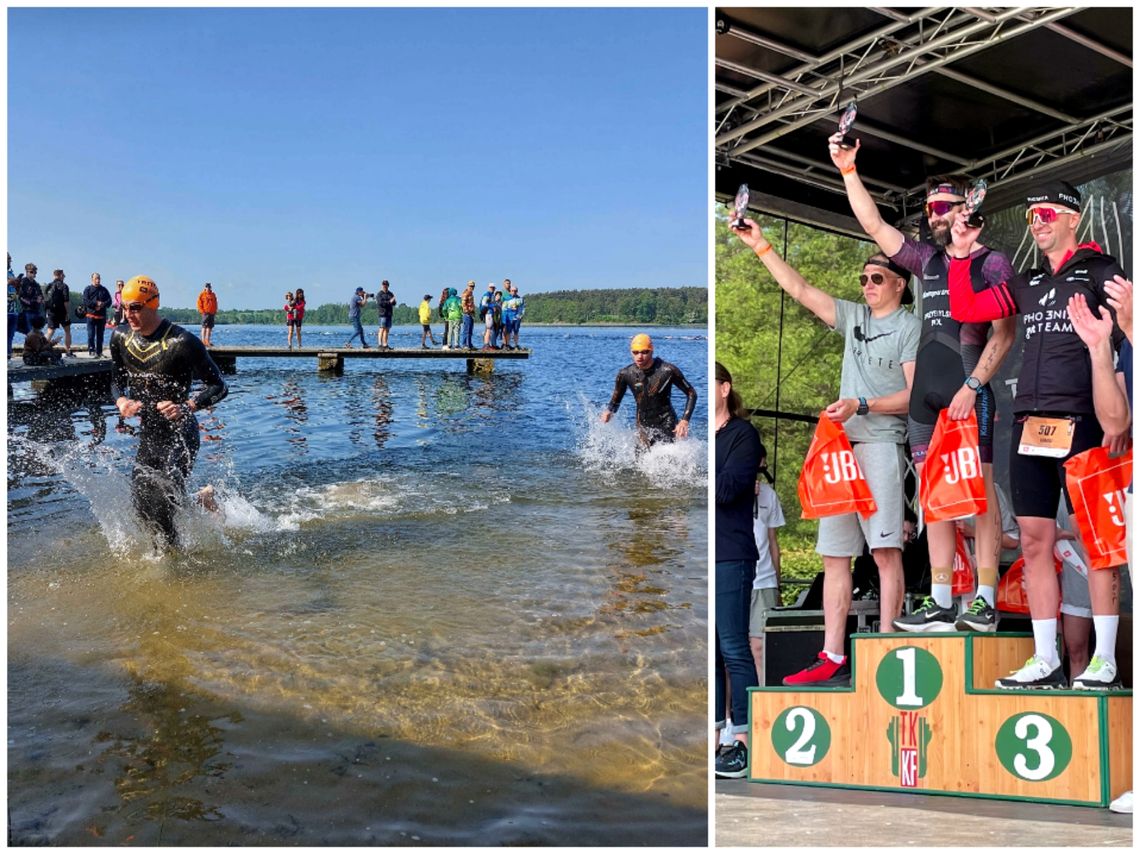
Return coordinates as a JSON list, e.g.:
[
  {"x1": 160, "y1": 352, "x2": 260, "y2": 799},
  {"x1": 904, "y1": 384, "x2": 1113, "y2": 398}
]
[
  {"x1": 196, "y1": 282, "x2": 218, "y2": 347},
  {"x1": 418, "y1": 294, "x2": 438, "y2": 349}
]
